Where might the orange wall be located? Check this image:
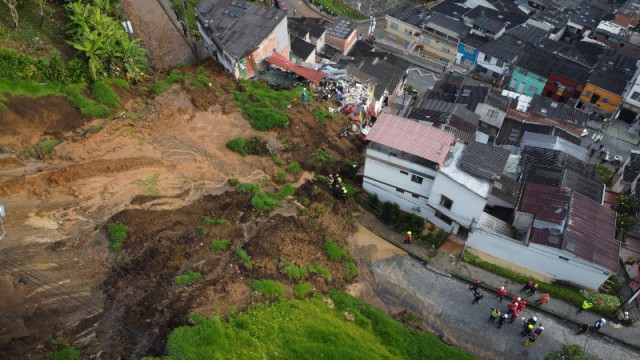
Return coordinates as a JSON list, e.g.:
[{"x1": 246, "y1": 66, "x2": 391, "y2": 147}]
[{"x1": 579, "y1": 83, "x2": 622, "y2": 113}]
